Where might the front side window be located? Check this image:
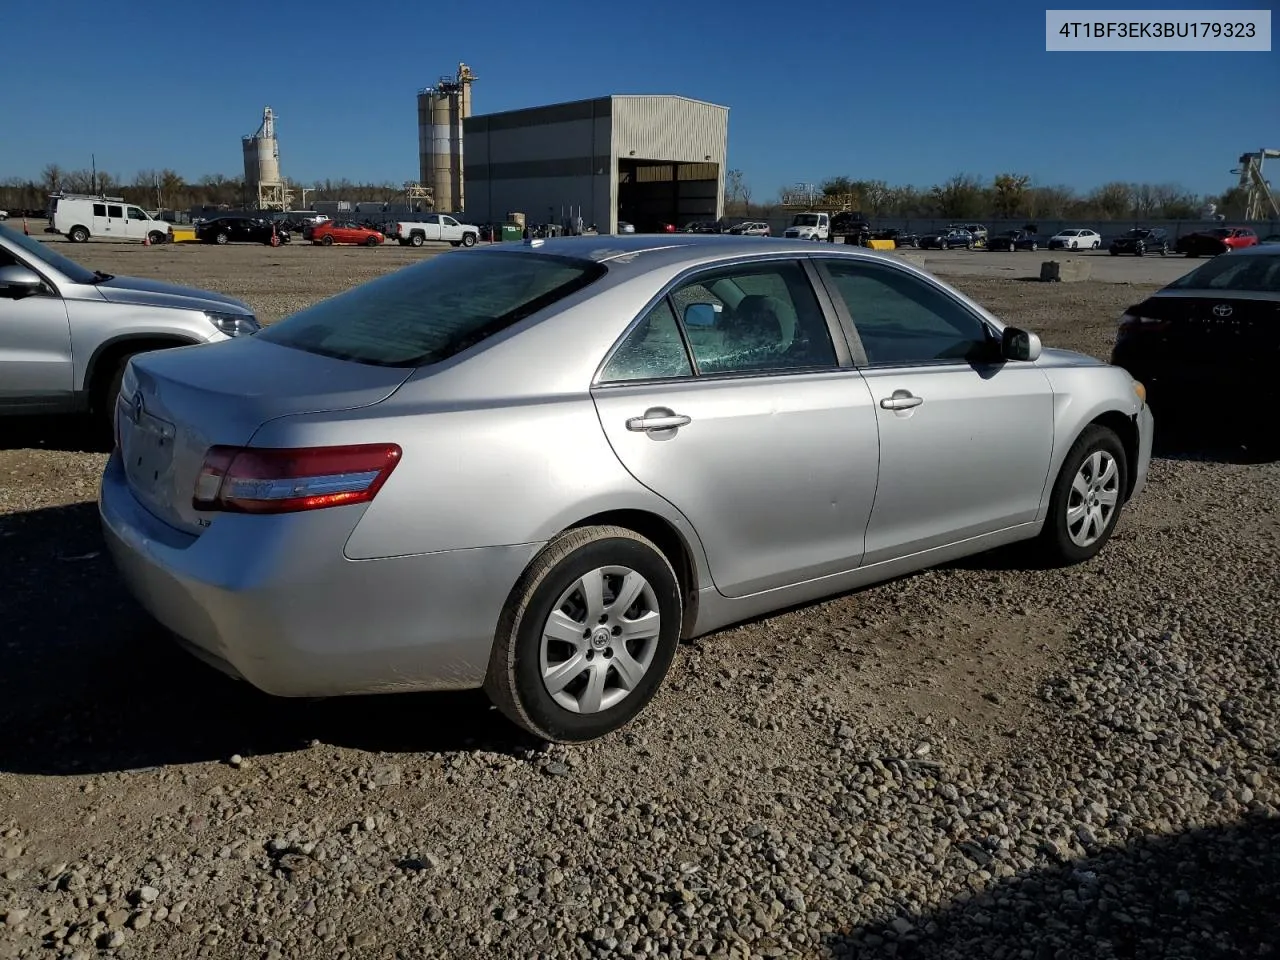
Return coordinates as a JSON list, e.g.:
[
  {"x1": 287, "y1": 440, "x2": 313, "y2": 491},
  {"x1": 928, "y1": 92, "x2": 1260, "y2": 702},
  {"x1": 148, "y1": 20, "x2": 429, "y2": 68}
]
[
  {"x1": 128, "y1": 207, "x2": 148, "y2": 221},
  {"x1": 257, "y1": 251, "x2": 606, "y2": 367},
  {"x1": 822, "y1": 259, "x2": 993, "y2": 366}
]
